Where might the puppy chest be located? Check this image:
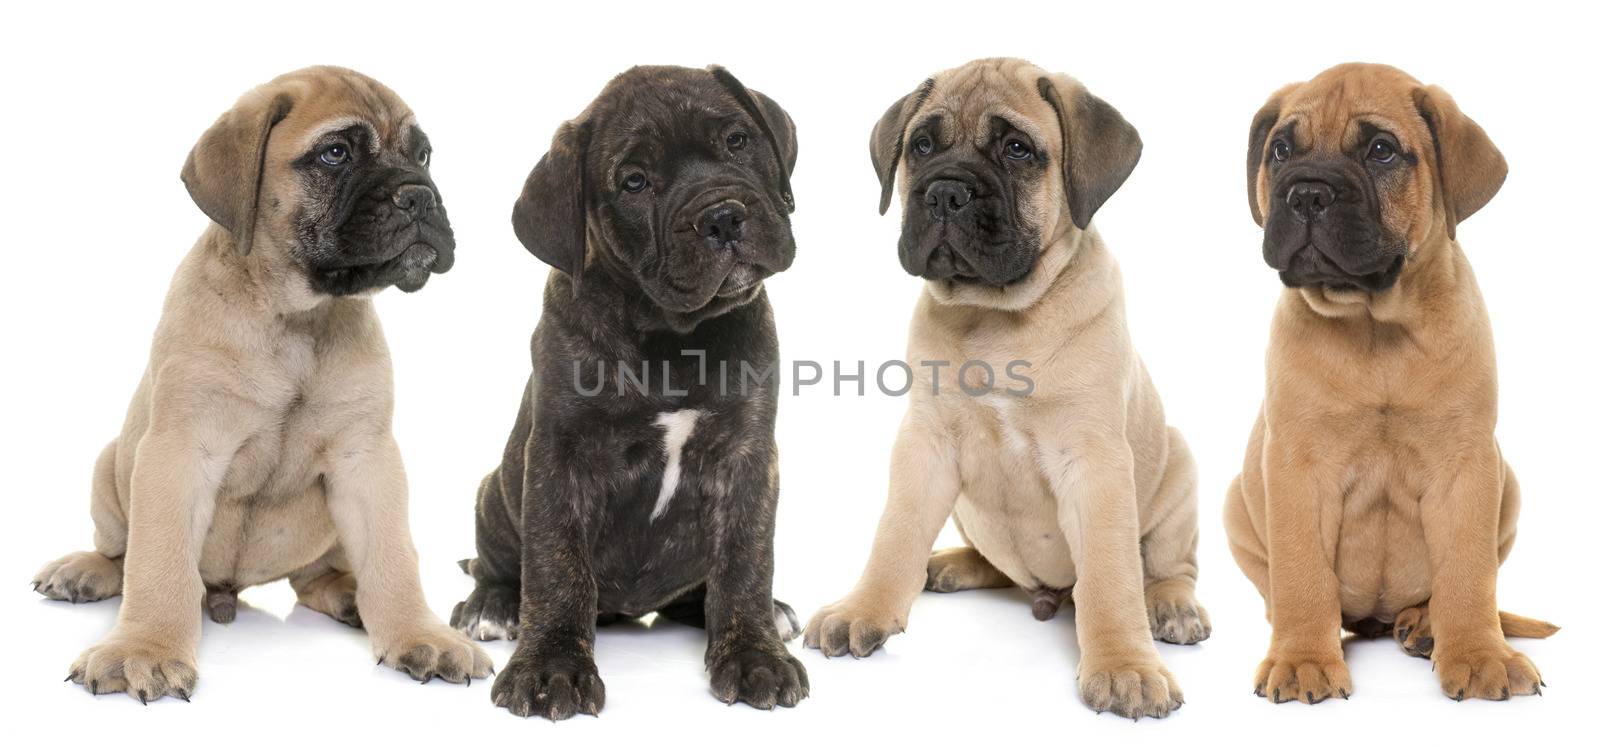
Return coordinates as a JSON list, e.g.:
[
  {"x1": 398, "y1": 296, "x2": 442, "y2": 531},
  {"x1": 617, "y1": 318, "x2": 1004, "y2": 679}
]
[
  {"x1": 584, "y1": 409, "x2": 719, "y2": 608},
  {"x1": 951, "y1": 426, "x2": 1075, "y2": 589},
  {"x1": 201, "y1": 479, "x2": 338, "y2": 586},
  {"x1": 1325, "y1": 456, "x2": 1432, "y2": 620}
]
